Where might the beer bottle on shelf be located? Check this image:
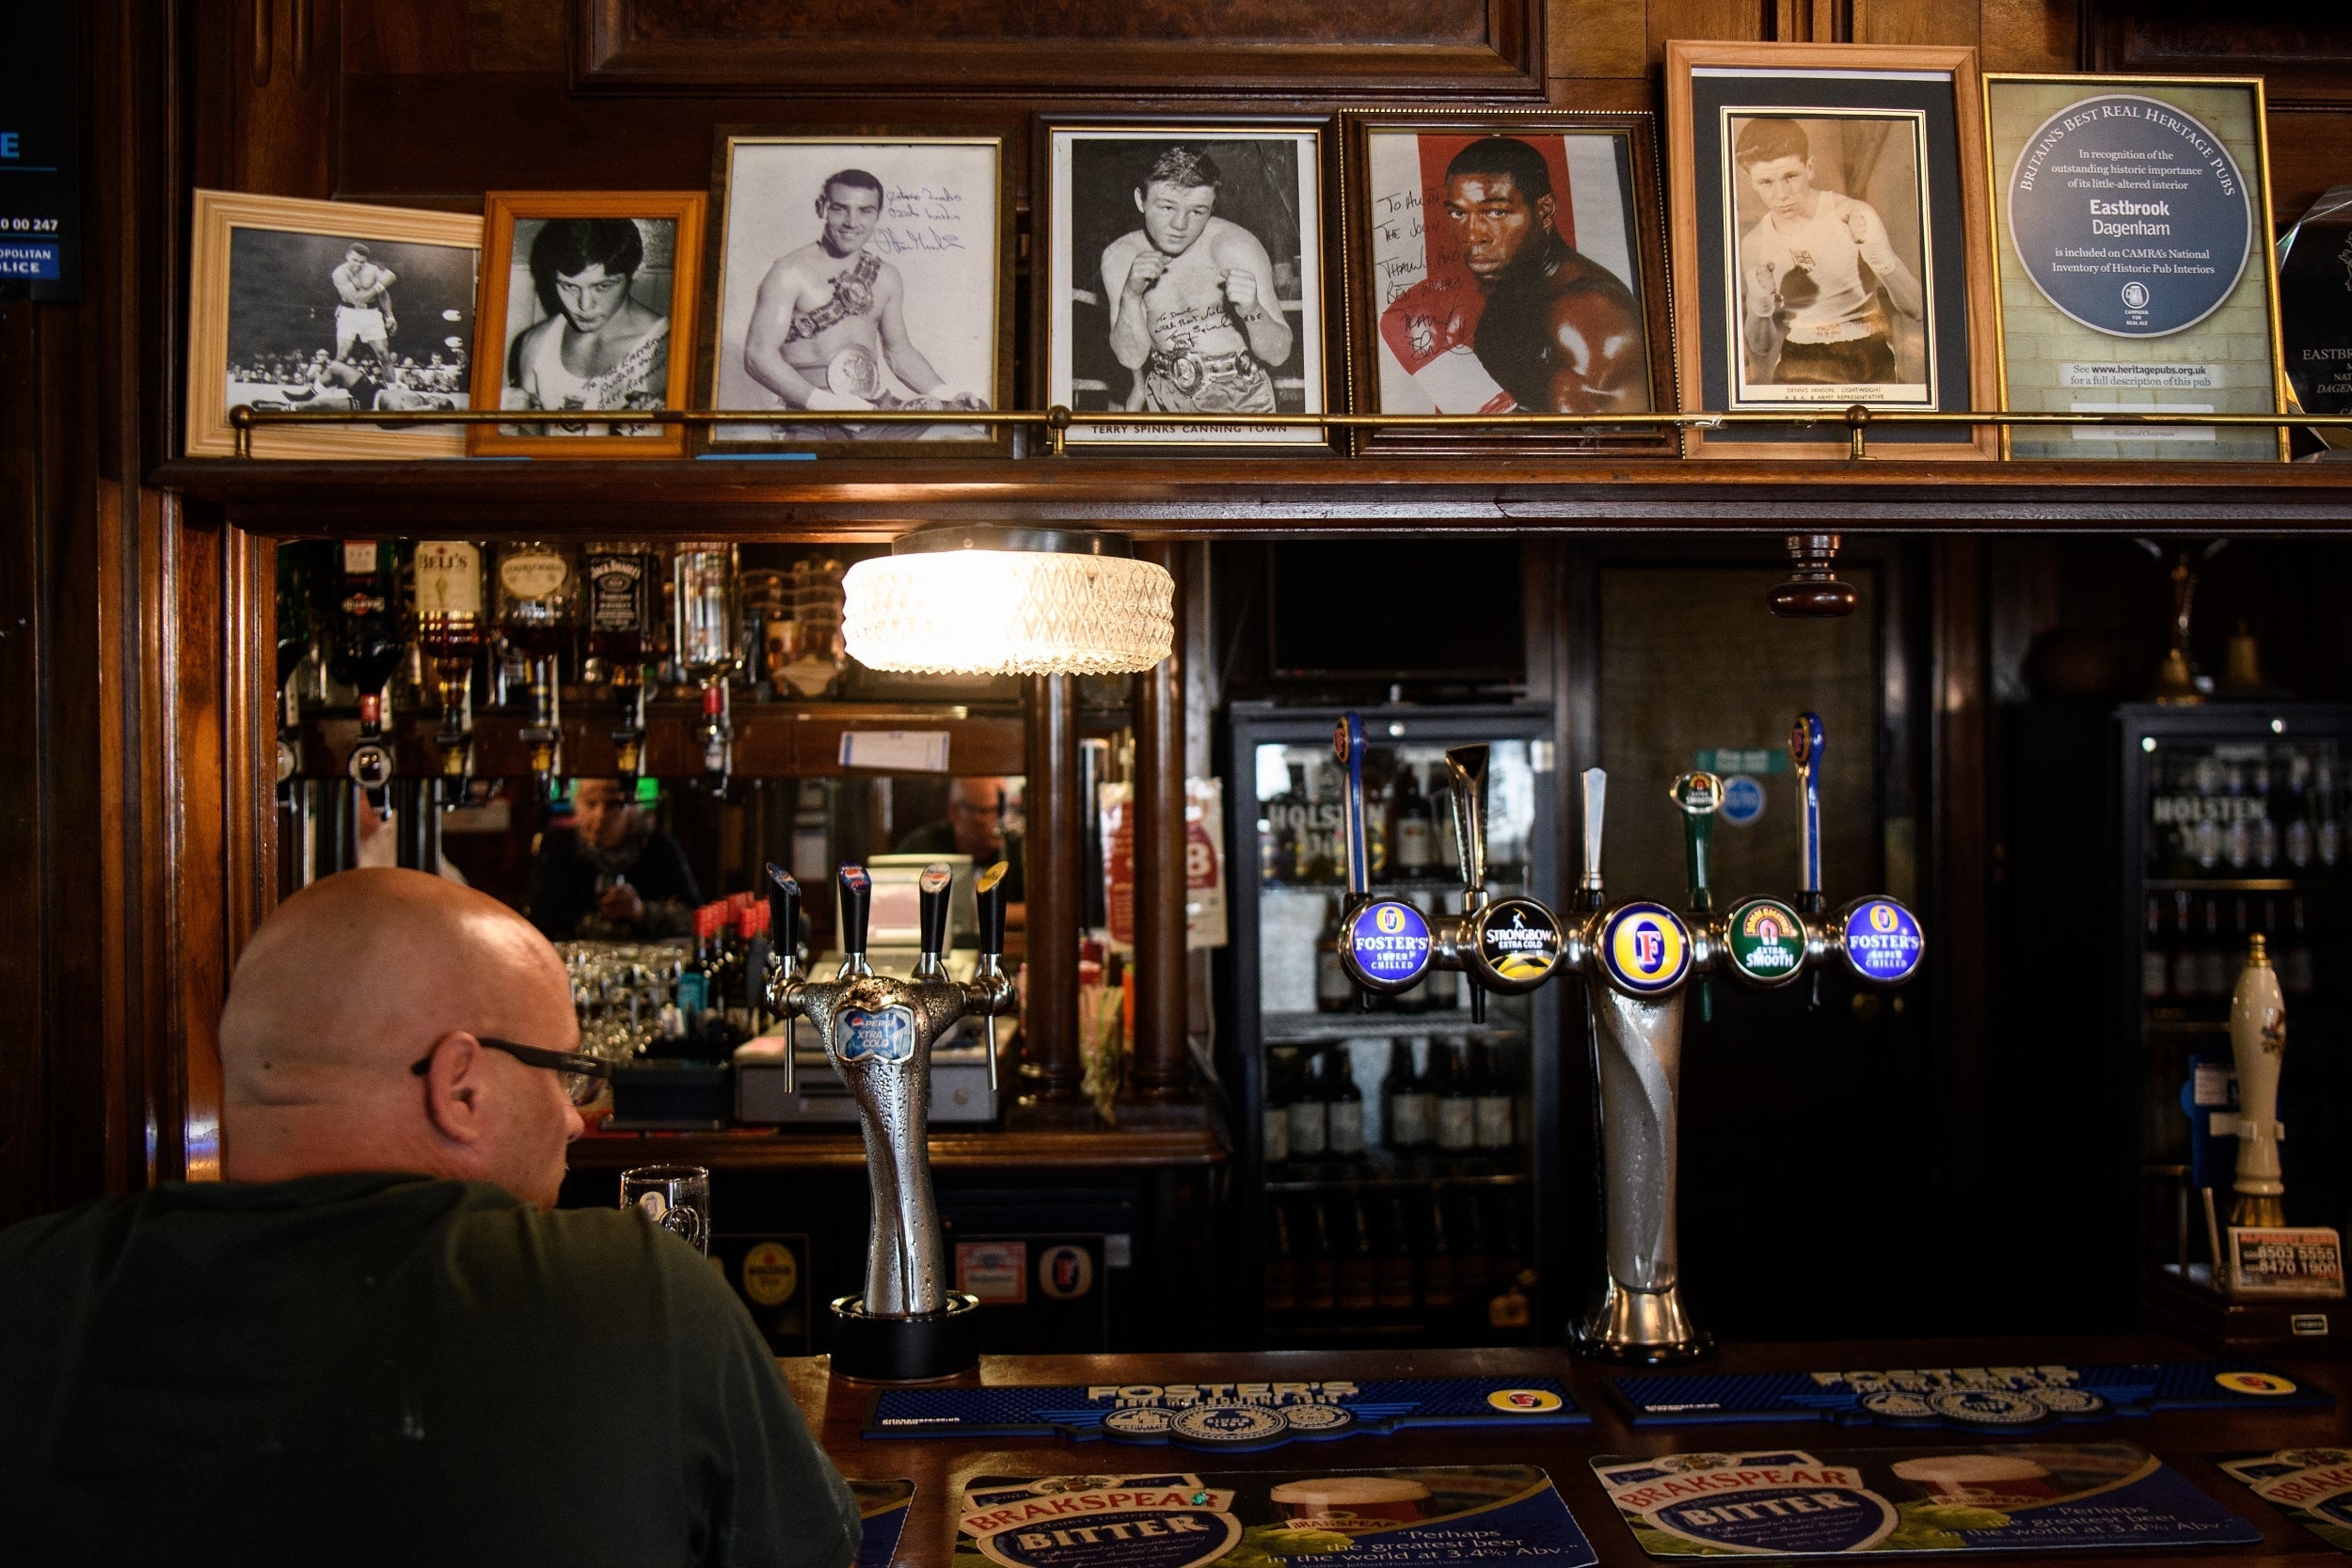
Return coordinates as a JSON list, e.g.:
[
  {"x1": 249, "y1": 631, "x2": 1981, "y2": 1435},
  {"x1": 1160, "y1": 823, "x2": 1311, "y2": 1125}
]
[
  {"x1": 1314, "y1": 896, "x2": 1351, "y2": 1014},
  {"x1": 2169, "y1": 891, "x2": 2200, "y2": 1003},
  {"x1": 2192, "y1": 754, "x2": 2222, "y2": 869},
  {"x1": 2255, "y1": 758, "x2": 2280, "y2": 869},
  {"x1": 2319, "y1": 754, "x2": 2344, "y2": 866},
  {"x1": 2142, "y1": 895, "x2": 2169, "y2": 1002},
  {"x1": 1287, "y1": 1053, "x2": 1329, "y2": 1165},
  {"x1": 1264, "y1": 1205, "x2": 1297, "y2": 1321},
  {"x1": 412, "y1": 540, "x2": 485, "y2": 699},
  {"x1": 1286, "y1": 763, "x2": 1314, "y2": 883},
  {"x1": 2286, "y1": 752, "x2": 2315, "y2": 868},
  {"x1": 1383, "y1": 1039, "x2": 1432, "y2": 1155},
  {"x1": 1326, "y1": 1050, "x2": 1367, "y2": 1162},
  {"x1": 1258, "y1": 768, "x2": 1293, "y2": 887},
  {"x1": 1299, "y1": 1200, "x2": 1337, "y2": 1317},
  {"x1": 1337, "y1": 1196, "x2": 1377, "y2": 1317},
  {"x1": 1420, "y1": 1191, "x2": 1457, "y2": 1313},
  {"x1": 1262, "y1": 1051, "x2": 1294, "y2": 1168},
  {"x1": 1394, "y1": 763, "x2": 1435, "y2": 879},
  {"x1": 1434, "y1": 1040, "x2": 1477, "y2": 1158},
  {"x1": 1376, "y1": 1196, "x2": 1418, "y2": 1318},
  {"x1": 330, "y1": 541, "x2": 405, "y2": 707},
  {"x1": 1472, "y1": 1041, "x2": 1516, "y2": 1154},
  {"x1": 2225, "y1": 761, "x2": 2252, "y2": 870},
  {"x1": 1304, "y1": 763, "x2": 1339, "y2": 883},
  {"x1": 2283, "y1": 895, "x2": 2317, "y2": 997},
  {"x1": 2198, "y1": 895, "x2": 2231, "y2": 999}
]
